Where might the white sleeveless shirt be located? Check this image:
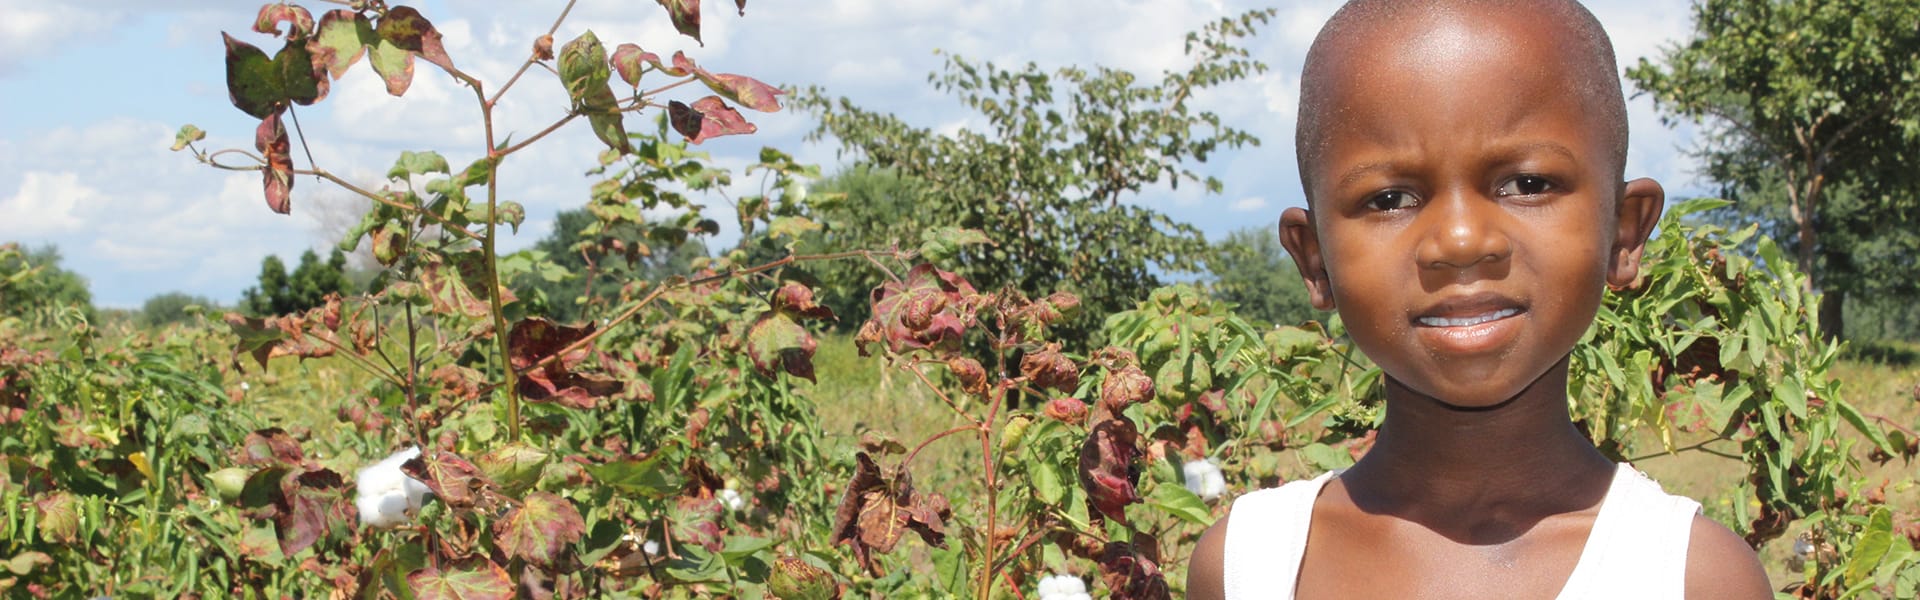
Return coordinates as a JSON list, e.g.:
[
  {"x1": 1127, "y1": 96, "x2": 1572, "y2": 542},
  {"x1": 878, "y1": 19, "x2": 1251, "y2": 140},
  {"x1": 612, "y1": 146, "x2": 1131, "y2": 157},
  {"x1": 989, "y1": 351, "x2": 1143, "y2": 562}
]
[{"x1": 1221, "y1": 463, "x2": 1699, "y2": 599}]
